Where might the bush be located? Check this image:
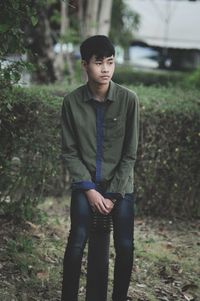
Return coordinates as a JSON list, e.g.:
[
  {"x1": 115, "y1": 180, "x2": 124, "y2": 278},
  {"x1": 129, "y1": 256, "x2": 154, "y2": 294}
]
[
  {"x1": 185, "y1": 67, "x2": 200, "y2": 89},
  {"x1": 0, "y1": 83, "x2": 199, "y2": 219},
  {"x1": 134, "y1": 85, "x2": 200, "y2": 217},
  {"x1": 113, "y1": 65, "x2": 186, "y2": 87},
  {"x1": 0, "y1": 86, "x2": 64, "y2": 220}
]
